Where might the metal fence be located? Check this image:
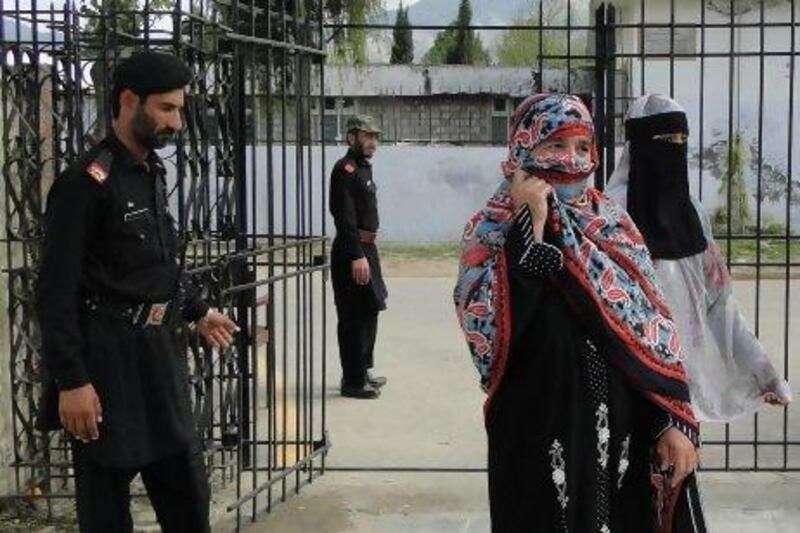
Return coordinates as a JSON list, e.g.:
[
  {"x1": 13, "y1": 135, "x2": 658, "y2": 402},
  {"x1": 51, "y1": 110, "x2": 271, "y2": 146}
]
[
  {"x1": 1, "y1": 0, "x2": 329, "y2": 528},
  {"x1": 2, "y1": 0, "x2": 800, "y2": 528},
  {"x1": 323, "y1": 0, "x2": 799, "y2": 472}
]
